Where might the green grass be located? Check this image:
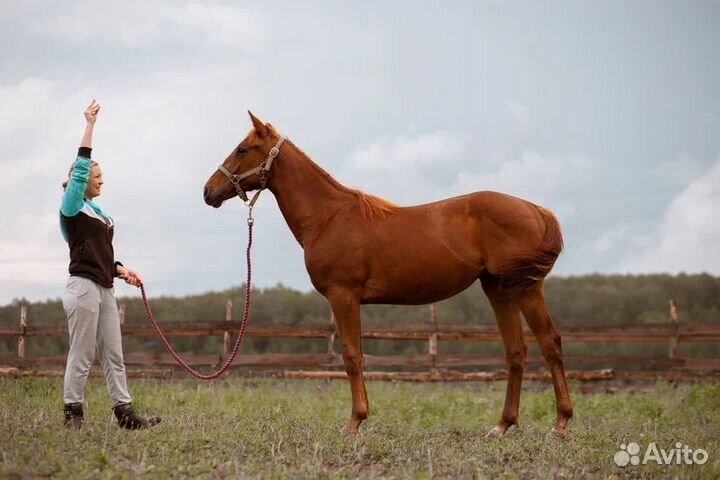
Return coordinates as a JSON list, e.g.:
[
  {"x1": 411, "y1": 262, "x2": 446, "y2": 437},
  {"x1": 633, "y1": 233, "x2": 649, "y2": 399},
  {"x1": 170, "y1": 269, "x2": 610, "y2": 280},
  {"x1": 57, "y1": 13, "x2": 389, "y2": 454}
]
[{"x1": 1, "y1": 378, "x2": 718, "y2": 479}]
